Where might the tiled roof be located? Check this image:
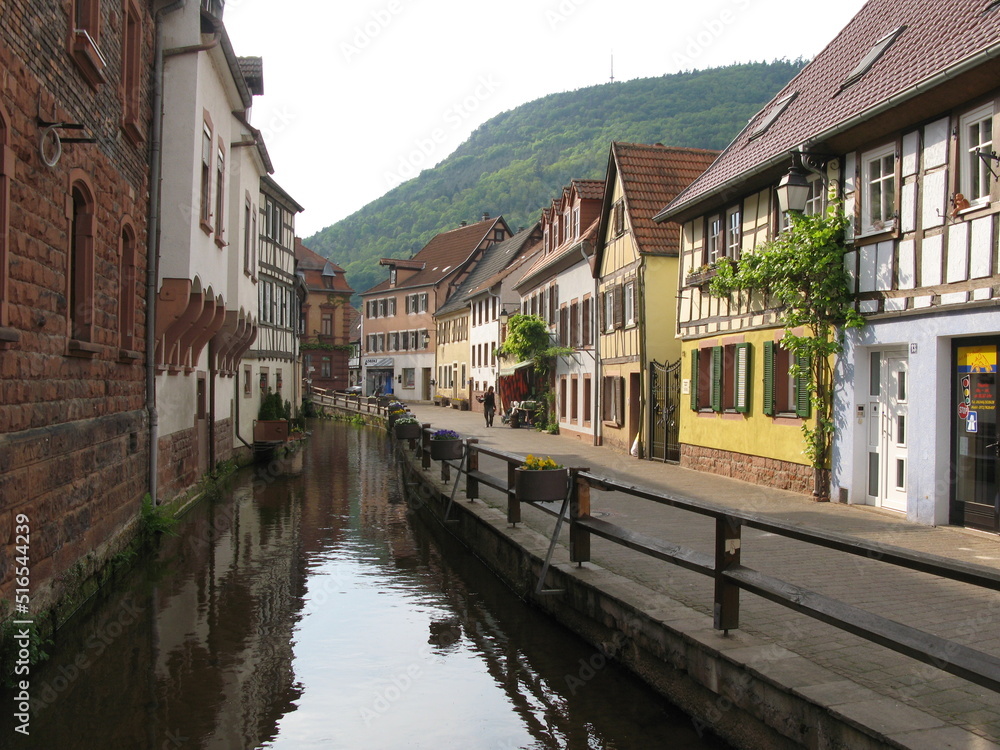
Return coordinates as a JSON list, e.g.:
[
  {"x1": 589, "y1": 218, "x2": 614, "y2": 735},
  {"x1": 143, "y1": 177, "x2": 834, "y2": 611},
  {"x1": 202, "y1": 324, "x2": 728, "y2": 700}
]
[
  {"x1": 610, "y1": 143, "x2": 718, "y2": 256},
  {"x1": 362, "y1": 216, "x2": 508, "y2": 294},
  {"x1": 295, "y1": 239, "x2": 353, "y2": 293},
  {"x1": 237, "y1": 56, "x2": 264, "y2": 96},
  {"x1": 573, "y1": 179, "x2": 606, "y2": 201},
  {"x1": 516, "y1": 217, "x2": 600, "y2": 289},
  {"x1": 658, "y1": 0, "x2": 1000, "y2": 219},
  {"x1": 435, "y1": 225, "x2": 543, "y2": 315}
]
